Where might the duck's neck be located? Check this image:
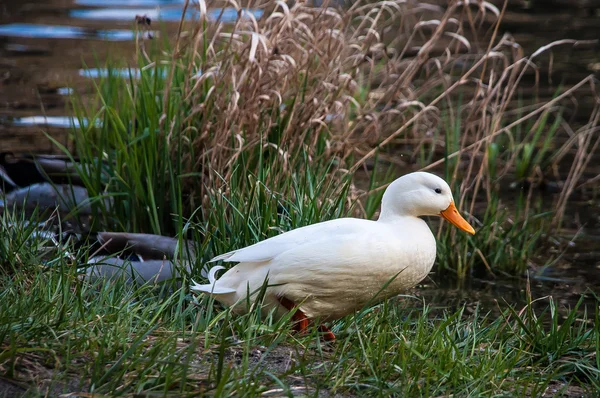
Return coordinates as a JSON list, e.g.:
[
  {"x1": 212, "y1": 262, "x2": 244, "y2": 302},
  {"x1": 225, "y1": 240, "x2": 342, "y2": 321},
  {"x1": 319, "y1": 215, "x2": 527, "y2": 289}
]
[
  {"x1": 377, "y1": 213, "x2": 435, "y2": 247},
  {"x1": 377, "y1": 205, "x2": 419, "y2": 223},
  {"x1": 377, "y1": 211, "x2": 426, "y2": 227}
]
